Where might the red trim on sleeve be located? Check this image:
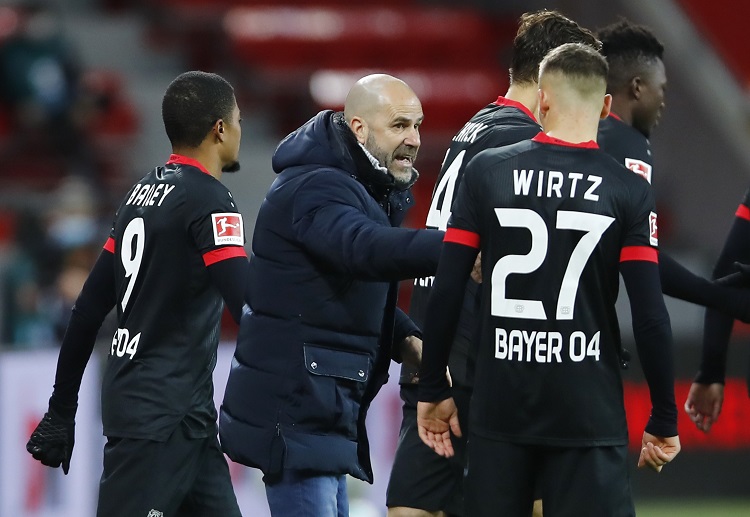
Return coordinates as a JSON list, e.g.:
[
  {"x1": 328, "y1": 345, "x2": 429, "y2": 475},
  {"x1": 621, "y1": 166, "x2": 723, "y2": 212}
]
[
  {"x1": 493, "y1": 96, "x2": 538, "y2": 123},
  {"x1": 736, "y1": 204, "x2": 750, "y2": 221},
  {"x1": 167, "y1": 154, "x2": 211, "y2": 175},
  {"x1": 444, "y1": 228, "x2": 480, "y2": 249},
  {"x1": 620, "y1": 246, "x2": 658, "y2": 263},
  {"x1": 103, "y1": 237, "x2": 115, "y2": 254},
  {"x1": 532, "y1": 132, "x2": 599, "y2": 149},
  {"x1": 203, "y1": 246, "x2": 247, "y2": 266}
]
